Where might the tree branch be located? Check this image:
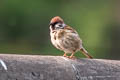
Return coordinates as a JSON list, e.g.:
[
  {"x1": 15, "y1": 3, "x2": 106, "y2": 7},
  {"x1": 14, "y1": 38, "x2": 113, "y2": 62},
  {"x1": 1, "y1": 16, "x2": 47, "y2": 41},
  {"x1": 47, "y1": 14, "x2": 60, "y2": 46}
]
[{"x1": 0, "y1": 54, "x2": 120, "y2": 80}]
